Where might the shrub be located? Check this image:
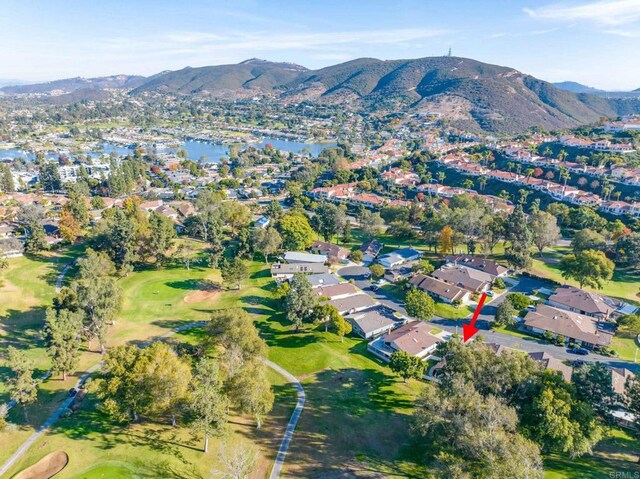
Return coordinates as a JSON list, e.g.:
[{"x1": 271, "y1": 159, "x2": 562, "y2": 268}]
[
  {"x1": 350, "y1": 249, "x2": 363, "y2": 263},
  {"x1": 543, "y1": 330, "x2": 554, "y2": 342},
  {"x1": 506, "y1": 292, "x2": 531, "y2": 311},
  {"x1": 493, "y1": 277, "x2": 505, "y2": 289}
]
